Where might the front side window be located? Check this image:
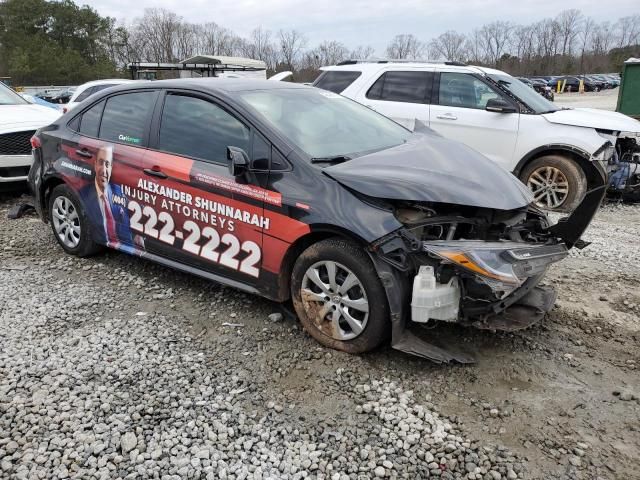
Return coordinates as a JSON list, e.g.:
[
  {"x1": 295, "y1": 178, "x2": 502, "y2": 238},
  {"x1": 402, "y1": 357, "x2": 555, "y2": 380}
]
[
  {"x1": 488, "y1": 73, "x2": 558, "y2": 114},
  {"x1": 438, "y1": 73, "x2": 501, "y2": 110},
  {"x1": 78, "y1": 100, "x2": 105, "y2": 137},
  {"x1": 99, "y1": 91, "x2": 156, "y2": 146},
  {"x1": 238, "y1": 88, "x2": 411, "y2": 160},
  {"x1": 313, "y1": 71, "x2": 362, "y2": 94},
  {"x1": 367, "y1": 71, "x2": 433, "y2": 104},
  {"x1": 158, "y1": 94, "x2": 250, "y2": 164}
]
